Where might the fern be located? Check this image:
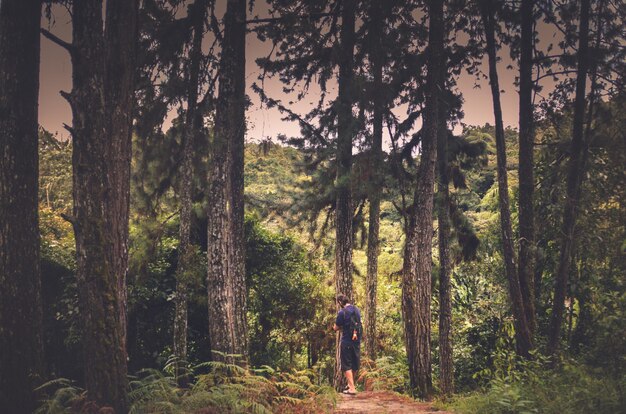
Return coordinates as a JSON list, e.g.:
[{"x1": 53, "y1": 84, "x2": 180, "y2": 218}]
[
  {"x1": 251, "y1": 365, "x2": 276, "y2": 375},
  {"x1": 273, "y1": 395, "x2": 302, "y2": 405},
  {"x1": 34, "y1": 378, "x2": 84, "y2": 414},
  {"x1": 246, "y1": 401, "x2": 273, "y2": 414},
  {"x1": 193, "y1": 360, "x2": 248, "y2": 377},
  {"x1": 37, "y1": 357, "x2": 337, "y2": 413}
]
